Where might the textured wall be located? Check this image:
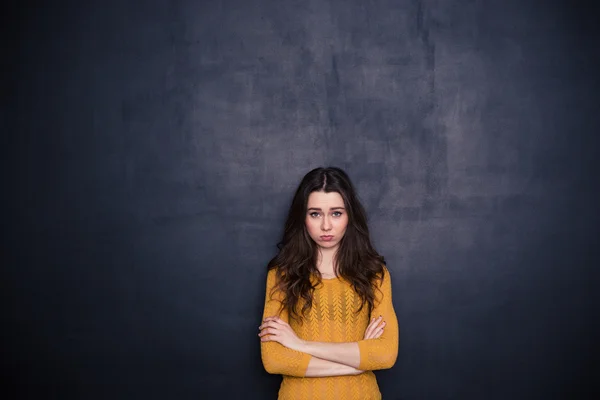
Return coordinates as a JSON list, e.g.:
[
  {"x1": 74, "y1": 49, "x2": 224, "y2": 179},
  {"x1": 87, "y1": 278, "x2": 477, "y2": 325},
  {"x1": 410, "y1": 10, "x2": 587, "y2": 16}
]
[{"x1": 4, "y1": 0, "x2": 598, "y2": 399}]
